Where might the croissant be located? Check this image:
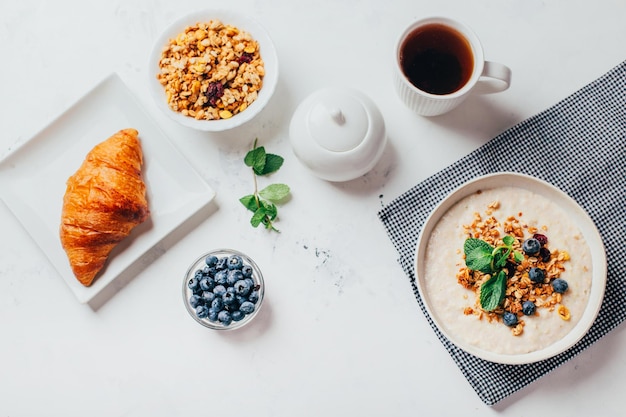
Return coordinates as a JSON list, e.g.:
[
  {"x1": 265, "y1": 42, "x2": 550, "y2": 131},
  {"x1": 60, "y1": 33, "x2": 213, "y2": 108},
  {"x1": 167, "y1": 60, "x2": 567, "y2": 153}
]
[{"x1": 60, "y1": 128, "x2": 150, "y2": 286}]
